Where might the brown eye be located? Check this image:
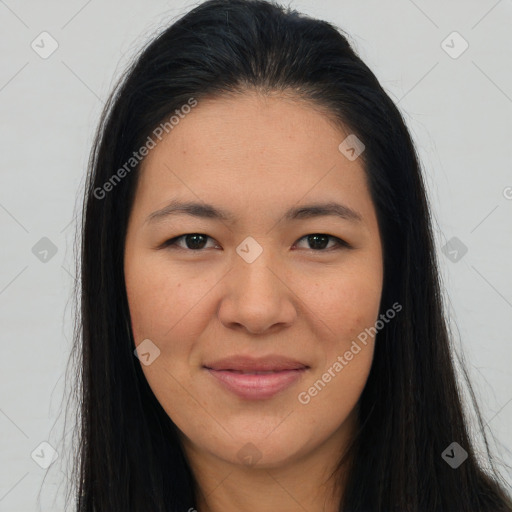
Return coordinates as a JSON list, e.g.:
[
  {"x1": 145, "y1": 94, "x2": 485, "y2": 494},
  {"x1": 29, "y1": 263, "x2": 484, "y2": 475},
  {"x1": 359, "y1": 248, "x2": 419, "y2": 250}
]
[
  {"x1": 295, "y1": 234, "x2": 349, "y2": 251},
  {"x1": 161, "y1": 233, "x2": 350, "y2": 252},
  {"x1": 163, "y1": 233, "x2": 217, "y2": 251}
]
